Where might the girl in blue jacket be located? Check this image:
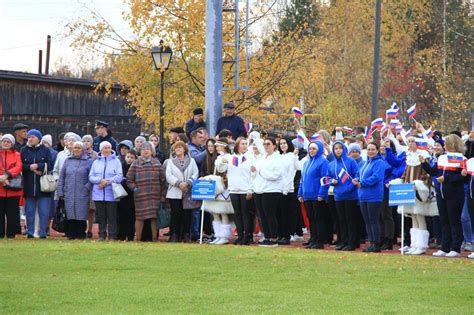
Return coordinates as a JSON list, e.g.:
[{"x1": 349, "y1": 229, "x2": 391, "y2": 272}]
[
  {"x1": 297, "y1": 141, "x2": 329, "y2": 249},
  {"x1": 353, "y1": 142, "x2": 387, "y2": 252},
  {"x1": 327, "y1": 141, "x2": 359, "y2": 251}
]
